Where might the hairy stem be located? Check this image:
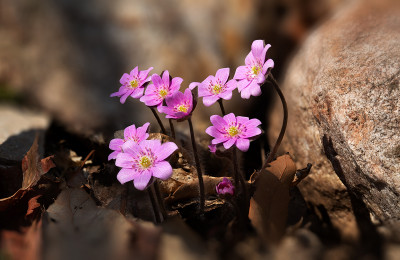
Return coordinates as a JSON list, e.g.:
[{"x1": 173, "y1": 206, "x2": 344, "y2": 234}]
[
  {"x1": 188, "y1": 117, "x2": 205, "y2": 213},
  {"x1": 169, "y1": 119, "x2": 175, "y2": 139},
  {"x1": 264, "y1": 72, "x2": 288, "y2": 167},
  {"x1": 218, "y1": 99, "x2": 226, "y2": 116},
  {"x1": 149, "y1": 107, "x2": 167, "y2": 135}
]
